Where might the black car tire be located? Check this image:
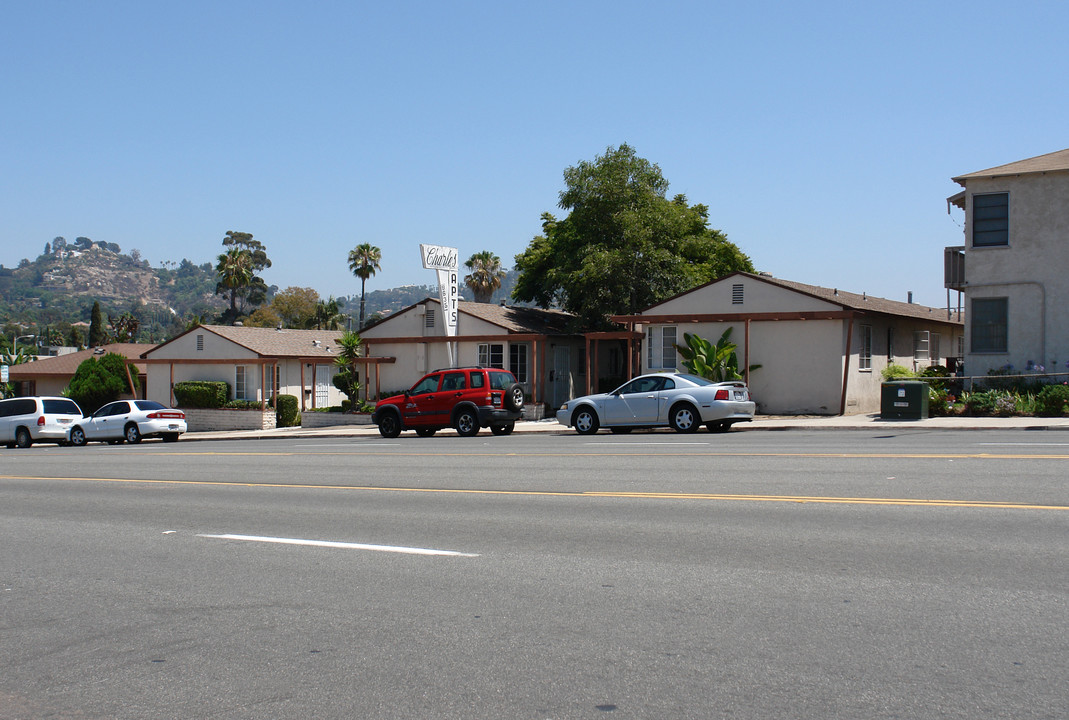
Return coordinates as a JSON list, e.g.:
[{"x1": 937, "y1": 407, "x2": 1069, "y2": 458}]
[
  {"x1": 706, "y1": 421, "x2": 730, "y2": 433},
  {"x1": 490, "y1": 422, "x2": 515, "y2": 436},
  {"x1": 455, "y1": 409, "x2": 479, "y2": 437},
  {"x1": 15, "y1": 427, "x2": 32, "y2": 449},
  {"x1": 162, "y1": 433, "x2": 180, "y2": 442},
  {"x1": 125, "y1": 423, "x2": 143, "y2": 444},
  {"x1": 572, "y1": 407, "x2": 600, "y2": 435},
  {"x1": 669, "y1": 403, "x2": 699, "y2": 433},
  {"x1": 377, "y1": 411, "x2": 402, "y2": 439},
  {"x1": 504, "y1": 383, "x2": 525, "y2": 412},
  {"x1": 609, "y1": 427, "x2": 633, "y2": 434},
  {"x1": 70, "y1": 426, "x2": 88, "y2": 447},
  {"x1": 415, "y1": 428, "x2": 437, "y2": 437}
]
